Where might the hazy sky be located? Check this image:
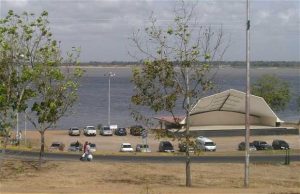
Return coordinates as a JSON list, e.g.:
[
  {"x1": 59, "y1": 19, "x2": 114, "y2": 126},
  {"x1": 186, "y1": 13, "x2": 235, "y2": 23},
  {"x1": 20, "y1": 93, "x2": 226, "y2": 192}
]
[{"x1": 1, "y1": 0, "x2": 299, "y2": 62}]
